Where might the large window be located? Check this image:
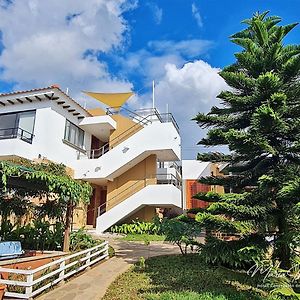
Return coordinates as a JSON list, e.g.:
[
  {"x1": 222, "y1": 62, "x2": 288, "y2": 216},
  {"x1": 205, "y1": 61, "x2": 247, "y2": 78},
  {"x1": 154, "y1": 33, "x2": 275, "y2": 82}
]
[
  {"x1": 0, "y1": 110, "x2": 36, "y2": 143},
  {"x1": 64, "y1": 120, "x2": 84, "y2": 149}
]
